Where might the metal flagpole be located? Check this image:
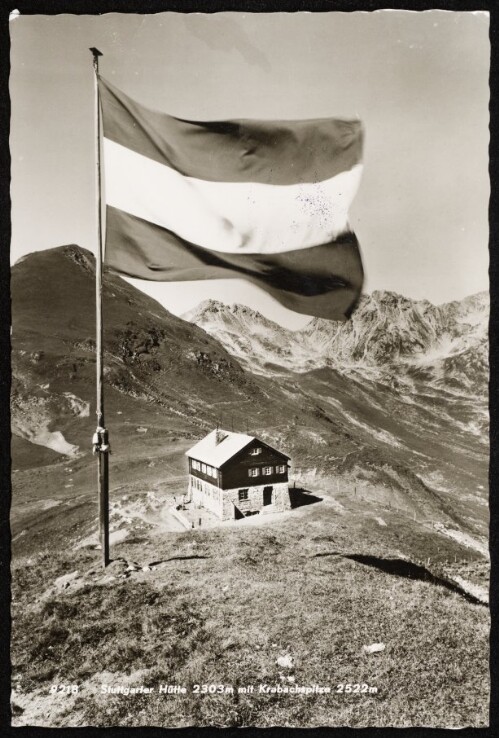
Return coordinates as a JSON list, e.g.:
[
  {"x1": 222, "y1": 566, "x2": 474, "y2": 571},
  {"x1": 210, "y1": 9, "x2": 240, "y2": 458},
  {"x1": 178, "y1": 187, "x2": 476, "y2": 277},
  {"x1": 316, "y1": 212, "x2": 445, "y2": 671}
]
[{"x1": 90, "y1": 47, "x2": 110, "y2": 568}]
